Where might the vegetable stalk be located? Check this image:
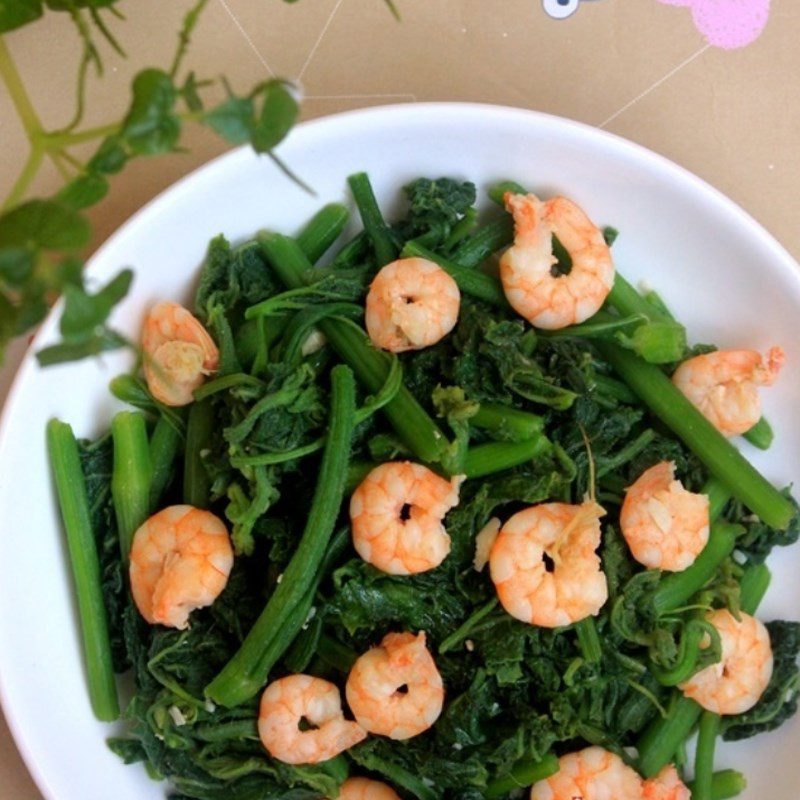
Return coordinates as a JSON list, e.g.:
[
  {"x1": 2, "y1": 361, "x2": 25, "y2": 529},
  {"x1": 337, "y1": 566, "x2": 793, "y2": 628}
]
[
  {"x1": 485, "y1": 753, "x2": 560, "y2": 799},
  {"x1": 471, "y1": 402, "x2": 544, "y2": 442},
  {"x1": 596, "y1": 341, "x2": 794, "y2": 530},
  {"x1": 693, "y1": 711, "x2": 721, "y2": 800},
  {"x1": 205, "y1": 365, "x2": 357, "y2": 706},
  {"x1": 47, "y1": 419, "x2": 119, "y2": 721},
  {"x1": 463, "y1": 437, "x2": 551, "y2": 479},
  {"x1": 258, "y1": 231, "x2": 449, "y2": 466},
  {"x1": 296, "y1": 202, "x2": 349, "y2": 264},
  {"x1": 111, "y1": 412, "x2": 152, "y2": 563},
  {"x1": 183, "y1": 399, "x2": 214, "y2": 507},
  {"x1": 148, "y1": 416, "x2": 183, "y2": 510},
  {"x1": 347, "y1": 172, "x2": 397, "y2": 266},
  {"x1": 687, "y1": 770, "x2": 747, "y2": 800}
]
